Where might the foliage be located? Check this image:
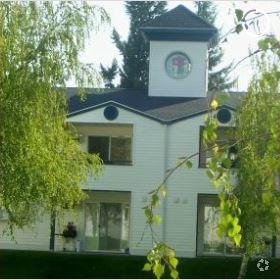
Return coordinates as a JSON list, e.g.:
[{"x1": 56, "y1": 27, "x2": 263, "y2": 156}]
[
  {"x1": 0, "y1": 2, "x2": 107, "y2": 231},
  {"x1": 195, "y1": 1, "x2": 235, "y2": 91},
  {"x1": 112, "y1": 1, "x2": 167, "y2": 89},
  {"x1": 142, "y1": 183, "x2": 179, "y2": 279},
  {"x1": 205, "y1": 34, "x2": 280, "y2": 278},
  {"x1": 100, "y1": 58, "x2": 118, "y2": 88},
  {"x1": 203, "y1": 100, "x2": 242, "y2": 247},
  {"x1": 234, "y1": 51, "x2": 280, "y2": 256}
]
